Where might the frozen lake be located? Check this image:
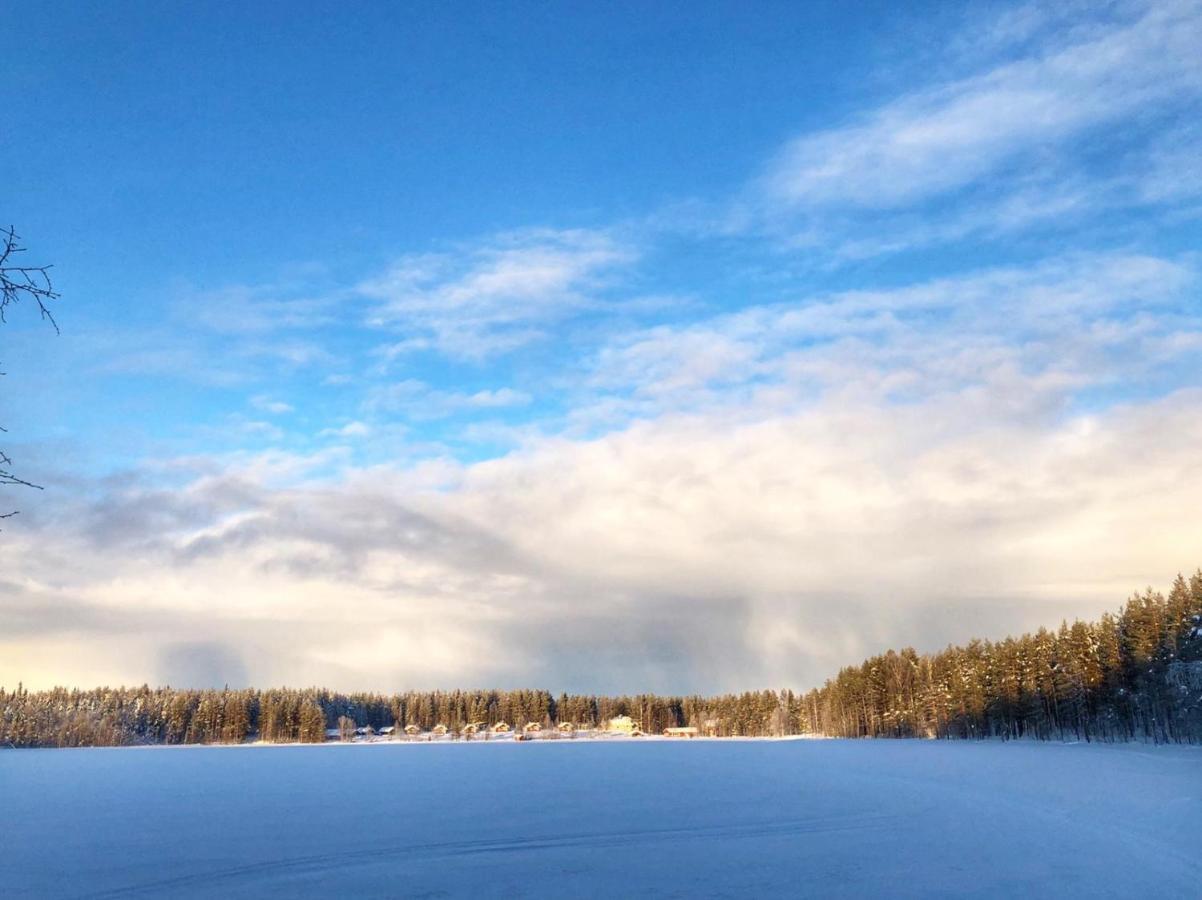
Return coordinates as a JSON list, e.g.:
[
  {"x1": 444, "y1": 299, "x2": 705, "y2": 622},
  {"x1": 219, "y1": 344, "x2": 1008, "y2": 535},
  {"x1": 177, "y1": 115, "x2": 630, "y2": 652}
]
[{"x1": 4, "y1": 739, "x2": 1200, "y2": 898}]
